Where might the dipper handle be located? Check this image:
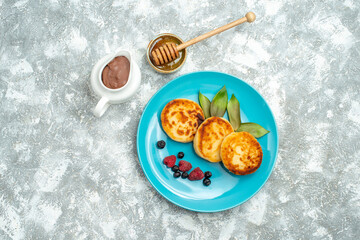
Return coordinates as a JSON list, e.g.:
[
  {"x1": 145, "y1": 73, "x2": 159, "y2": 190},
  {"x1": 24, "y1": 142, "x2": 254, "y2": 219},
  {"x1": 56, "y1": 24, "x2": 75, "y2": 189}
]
[{"x1": 176, "y1": 12, "x2": 256, "y2": 51}]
